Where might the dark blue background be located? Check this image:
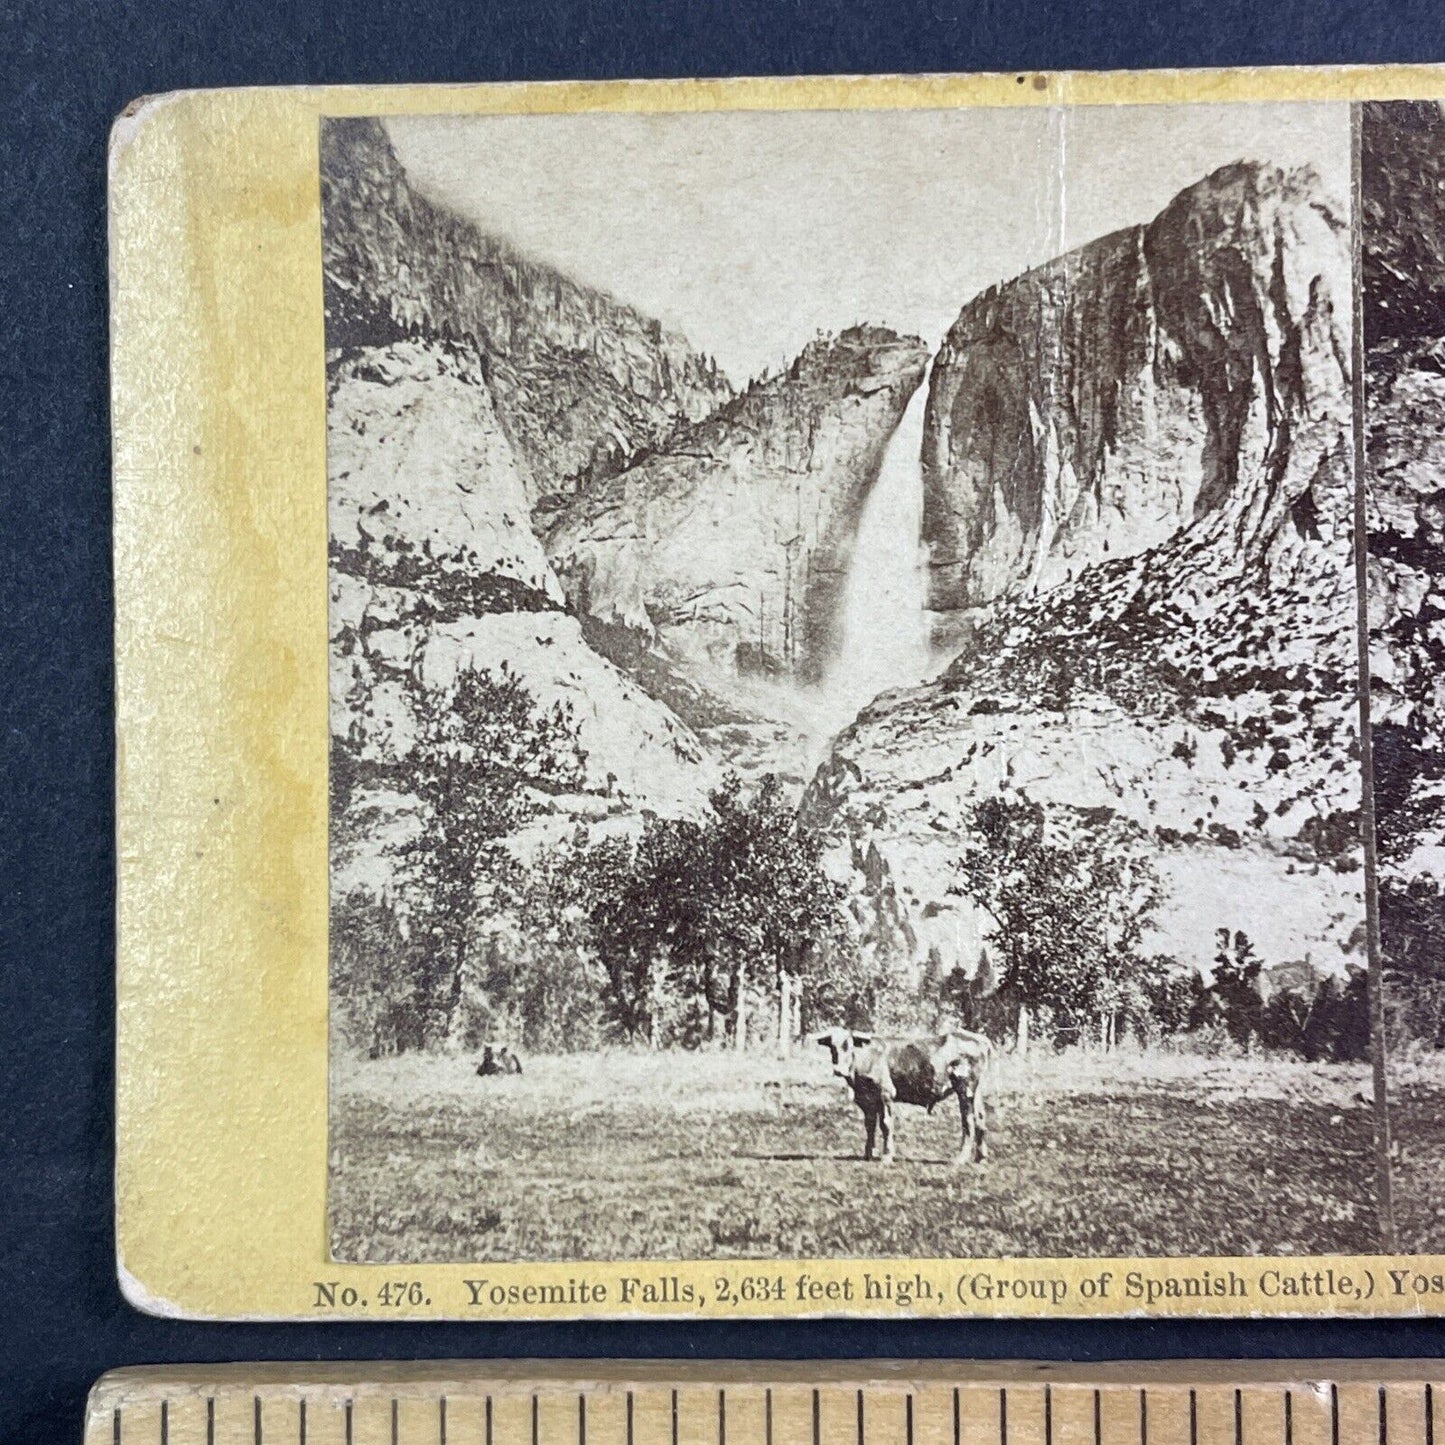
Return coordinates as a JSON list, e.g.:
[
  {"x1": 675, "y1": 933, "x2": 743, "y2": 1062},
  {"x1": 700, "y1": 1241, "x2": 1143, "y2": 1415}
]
[{"x1": 6, "y1": 0, "x2": 1445, "y2": 1439}]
